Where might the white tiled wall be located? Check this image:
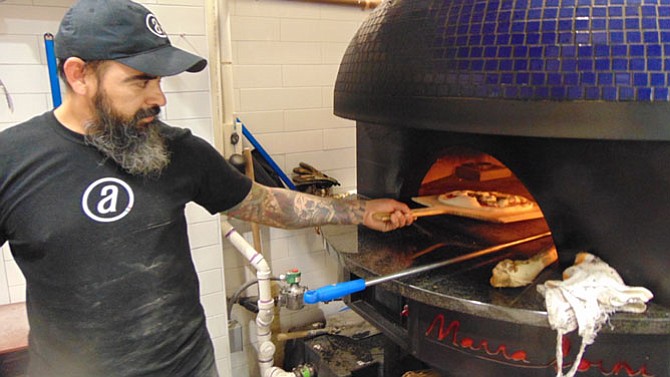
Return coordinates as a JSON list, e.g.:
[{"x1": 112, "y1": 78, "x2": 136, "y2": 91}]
[
  {"x1": 1, "y1": 0, "x2": 372, "y2": 375},
  {"x1": 232, "y1": 0, "x2": 370, "y2": 197},
  {"x1": 227, "y1": 1, "x2": 373, "y2": 375}
]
